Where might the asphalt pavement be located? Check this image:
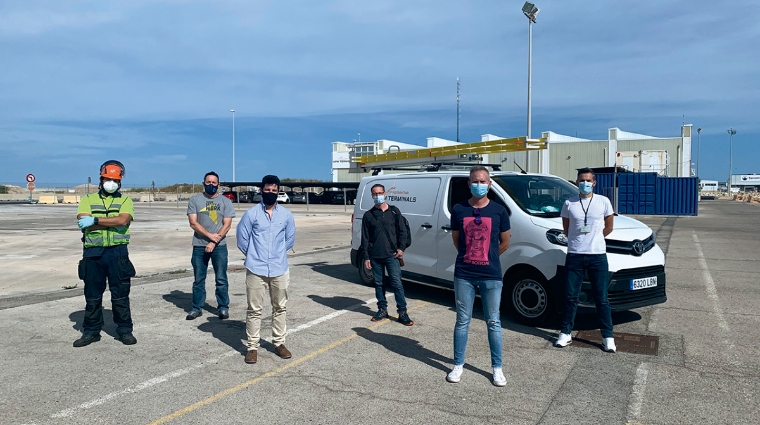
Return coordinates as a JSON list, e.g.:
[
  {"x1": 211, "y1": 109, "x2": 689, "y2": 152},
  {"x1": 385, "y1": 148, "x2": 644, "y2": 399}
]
[{"x1": 0, "y1": 200, "x2": 758, "y2": 425}]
